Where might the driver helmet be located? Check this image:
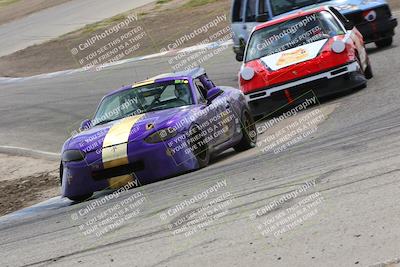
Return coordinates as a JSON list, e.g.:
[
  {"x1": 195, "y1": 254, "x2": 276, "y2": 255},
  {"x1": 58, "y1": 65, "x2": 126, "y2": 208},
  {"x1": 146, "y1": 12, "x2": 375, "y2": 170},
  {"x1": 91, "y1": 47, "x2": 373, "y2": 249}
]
[{"x1": 174, "y1": 84, "x2": 190, "y2": 104}]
